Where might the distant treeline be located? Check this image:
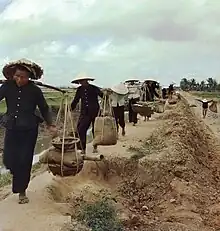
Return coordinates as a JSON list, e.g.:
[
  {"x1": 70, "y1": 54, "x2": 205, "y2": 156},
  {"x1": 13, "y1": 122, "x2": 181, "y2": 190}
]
[{"x1": 180, "y1": 77, "x2": 220, "y2": 92}]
